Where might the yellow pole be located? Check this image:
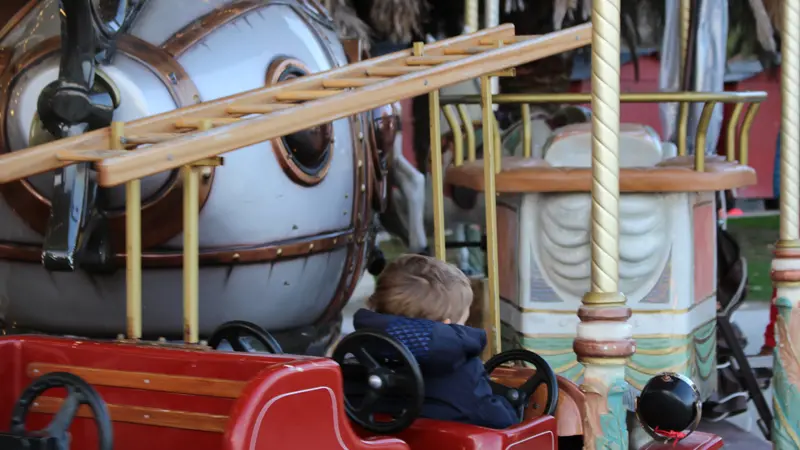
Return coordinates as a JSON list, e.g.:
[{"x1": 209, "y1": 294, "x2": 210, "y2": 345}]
[
  {"x1": 117, "y1": 121, "x2": 142, "y2": 340},
  {"x1": 414, "y1": 40, "x2": 446, "y2": 262},
  {"x1": 725, "y1": 103, "x2": 744, "y2": 162},
  {"x1": 738, "y1": 103, "x2": 759, "y2": 166},
  {"x1": 429, "y1": 89, "x2": 446, "y2": 261},
  {"x1": 457, "y1": 105, "x2": 477, "y2": 162},
  {"x1": 443, "y1": 105, "x2": 464, "y2": 166},
  {"x1": 521, "y1": 104, "x2": 532, "y2": 158},
  {"x1": 480, "y1": 75, "x2": 501, "y2": 355},
  {"x1": 182, "y1": 121, "x2": 208, "y2": 344}
]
